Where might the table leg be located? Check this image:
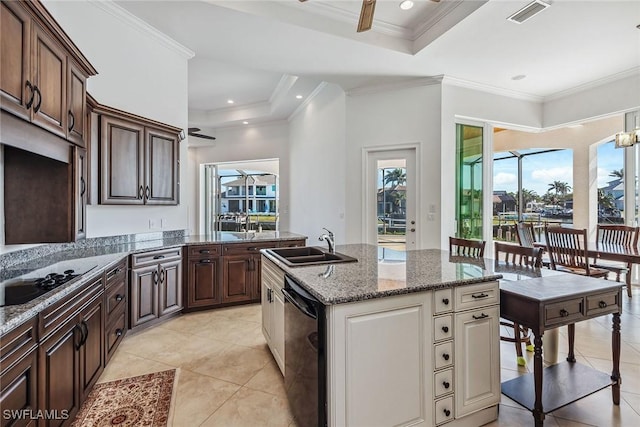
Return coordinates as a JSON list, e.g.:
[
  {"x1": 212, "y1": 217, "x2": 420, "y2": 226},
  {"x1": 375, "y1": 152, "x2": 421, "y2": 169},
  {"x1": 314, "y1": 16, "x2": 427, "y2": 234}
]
[
  {"x1": 533, "y1": 333, "x2": 545, "y2": 426},
  {"x1": 611, "y1": 312, "x2": 621, "y2": 405},
  {"x1": 566, "y1": 324, "x2": 576, "y2": 363}
]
